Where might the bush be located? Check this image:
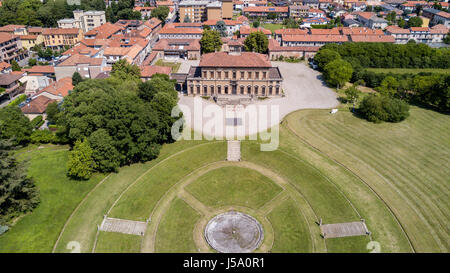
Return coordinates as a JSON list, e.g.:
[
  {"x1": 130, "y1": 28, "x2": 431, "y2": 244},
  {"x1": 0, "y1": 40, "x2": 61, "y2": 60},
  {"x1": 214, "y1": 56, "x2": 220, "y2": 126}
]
[
  {"x1": 30, "y1": 116, "x2": 44, "y2": 129},
  {"x1": 67, "y1": 139, "x2": 94, "y2": 180},
  {"x1": 8, "y1": 94, "x2": 27, "y2": 107},
  {"x1": 30, "y1": 129, "x2": 56, "y2": 144},
  {"x1": 359, "y1": 95, "x2": 410, "y2": 123}
]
